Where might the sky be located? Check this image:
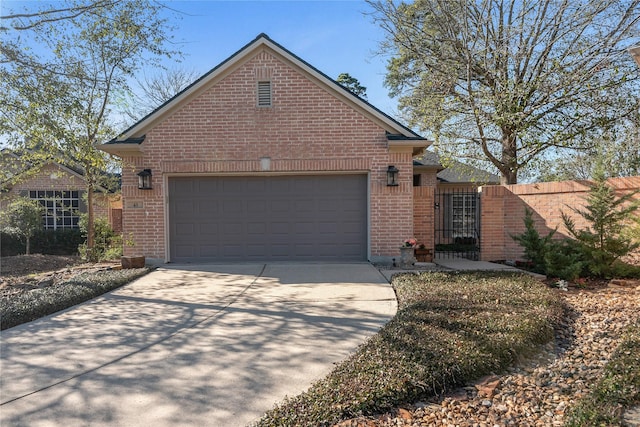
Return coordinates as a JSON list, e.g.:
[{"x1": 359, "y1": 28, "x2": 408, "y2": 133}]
[
  {"x1": 2, "y1": 0, "x2": 397, "y2": 115},
  {"x1": 159, "y1": 1, "x2": 396, "y2": 112}
]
